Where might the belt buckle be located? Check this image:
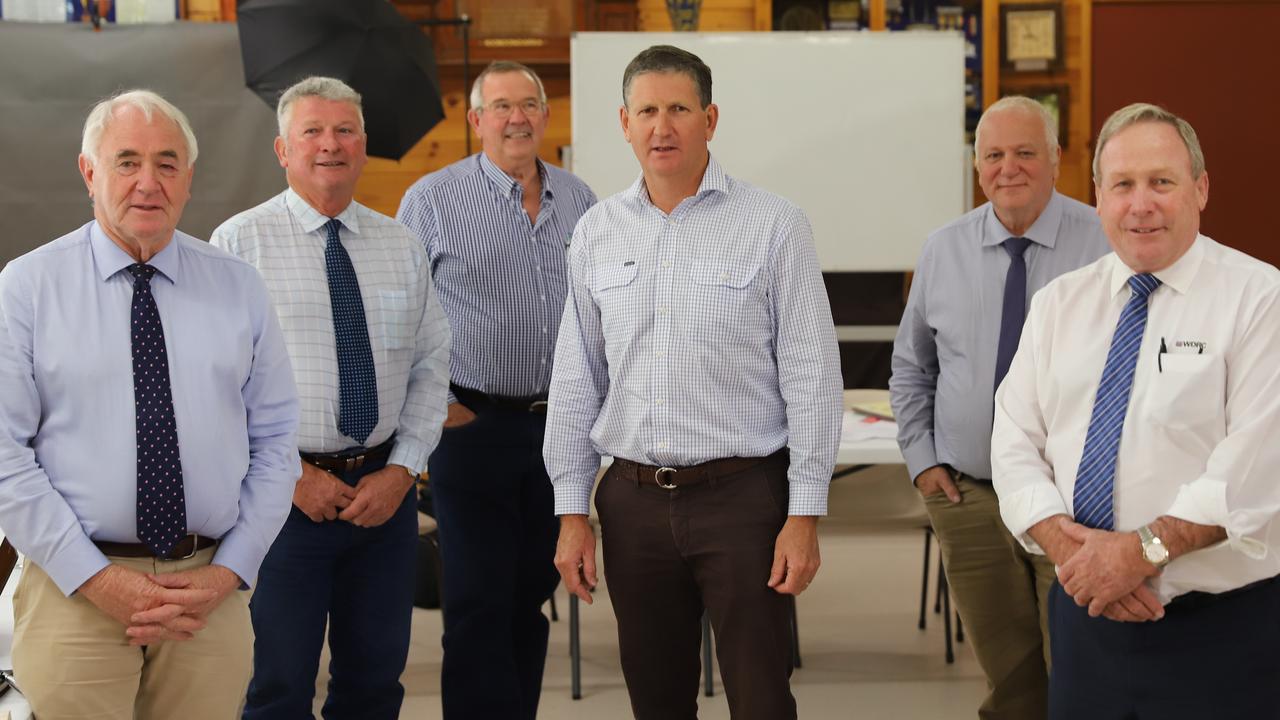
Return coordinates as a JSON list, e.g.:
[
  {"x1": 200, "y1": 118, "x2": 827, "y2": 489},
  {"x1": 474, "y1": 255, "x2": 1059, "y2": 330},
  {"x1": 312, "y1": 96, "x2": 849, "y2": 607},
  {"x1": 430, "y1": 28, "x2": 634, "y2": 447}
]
[
  {"x1": 176, "y1": 533, "x2": 201, "y2": 561},
  {"x1": 655, "y1": 467, "x2": 678, "y2": 490},
  {"x1": 343, "y1": 454, "x2": 367, "y2": 473},
  {"x1": 529, "y1": 400, "x2": 548, "y2": 413}
]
